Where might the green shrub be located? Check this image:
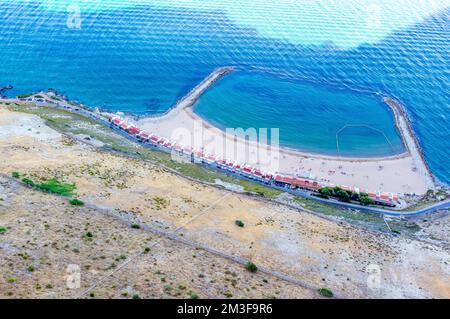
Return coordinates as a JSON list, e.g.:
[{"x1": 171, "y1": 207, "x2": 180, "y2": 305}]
[
  {"x1": 17, "y1": 93, "x2": 32, "y2": 99},
  {"x1": 8, "y1": 277, "x2": 17, "y2": 283},
  {"x1": 37, "y1": 179, "x2": 76, "y2": 197},
  {"x1": 360, "y1": 195, "x2": 374, "y2": 205},
  {"x1": 22, "y1": 178, "x2": 35, "y2": 187},
  {"x1": 0, "y1": 227, "x2": 6, "y2": 234},
  {"x1": 20, "y1": 176, "x2": 76, "y2": 197},
  {"x1": 334, "y1": 189, "x2": 350, "y2": 201},
  {"x1": 132, "y1": 294, "x2": 141, "y2": 299},
  {"x1": 69, "y1": 198, "x2": 84, "y2": 206},
  {"x1": 235, "y1": 220, "x2": 245, "y2": 228},
  {"x1": 190, "y1": 292, "x2": 199, "y2": 299},
  {"x1": 27, "y1": 266, "x2": 35, "y2": 272},
  {"x1": 85, "y1": 232, "x2": 93, "y2": 238},
  {"x1": 245, "y1": 262, "x2": 258, "y2": 273},
  {"x1": 131, "y1": 224, "x2": 141, "y2": 229},
  {"x1": 319, "y1": 187, "x2": 333, "y2": 197},
  {"x1": 318, "y1": 288, "x2": 333, "y2": 298},
  {"x1": 11, "y1": 172, "x2": 20, "y2": 178}
]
